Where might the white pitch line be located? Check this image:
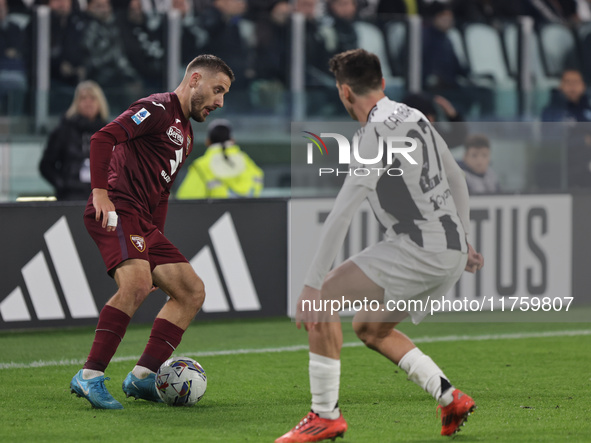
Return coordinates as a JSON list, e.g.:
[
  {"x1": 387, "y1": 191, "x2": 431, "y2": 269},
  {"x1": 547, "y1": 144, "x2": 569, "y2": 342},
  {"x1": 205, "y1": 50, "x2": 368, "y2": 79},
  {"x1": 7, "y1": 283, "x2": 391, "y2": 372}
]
[{"x1": 1, "y1": 329, "x2": 590, "y2": 370}]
